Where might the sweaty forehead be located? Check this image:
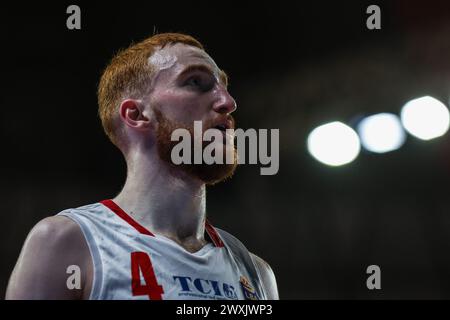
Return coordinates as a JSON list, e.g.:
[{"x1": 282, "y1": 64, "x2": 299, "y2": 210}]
[{"x1": 148, "y1": 43, "x2": 222, "y2": 81}]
